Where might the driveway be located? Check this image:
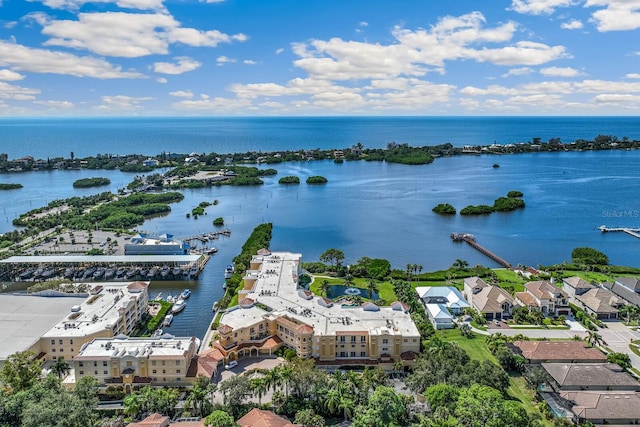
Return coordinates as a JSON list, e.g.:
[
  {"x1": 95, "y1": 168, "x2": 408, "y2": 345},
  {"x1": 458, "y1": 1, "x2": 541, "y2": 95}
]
[{"x1": 215, "y1": 355, "x2": 285, "y2": 383}]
